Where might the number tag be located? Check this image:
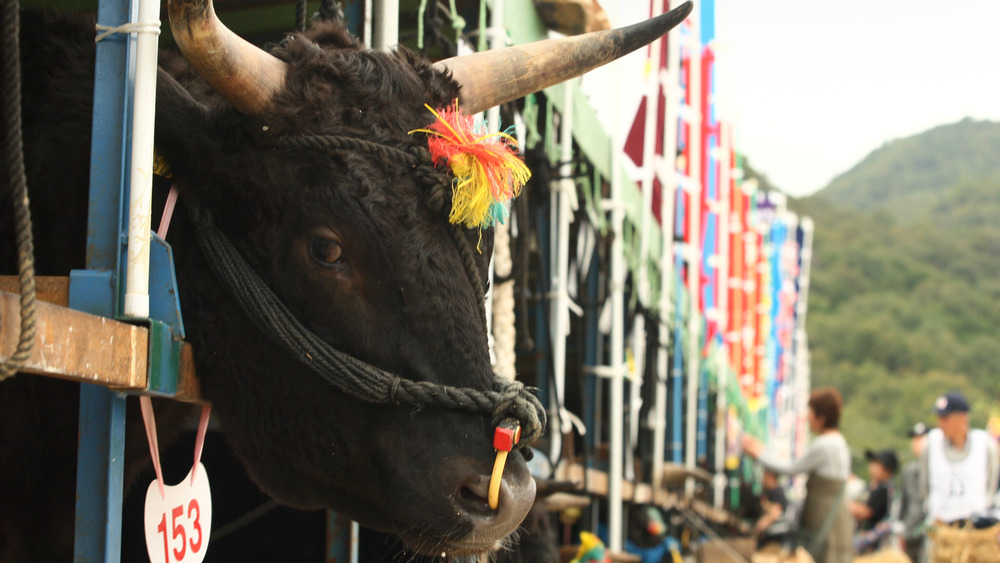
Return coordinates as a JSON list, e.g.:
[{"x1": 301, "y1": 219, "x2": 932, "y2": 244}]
[{"x1": 143, "y1": 462, "x2": 212, "y2": 563}]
